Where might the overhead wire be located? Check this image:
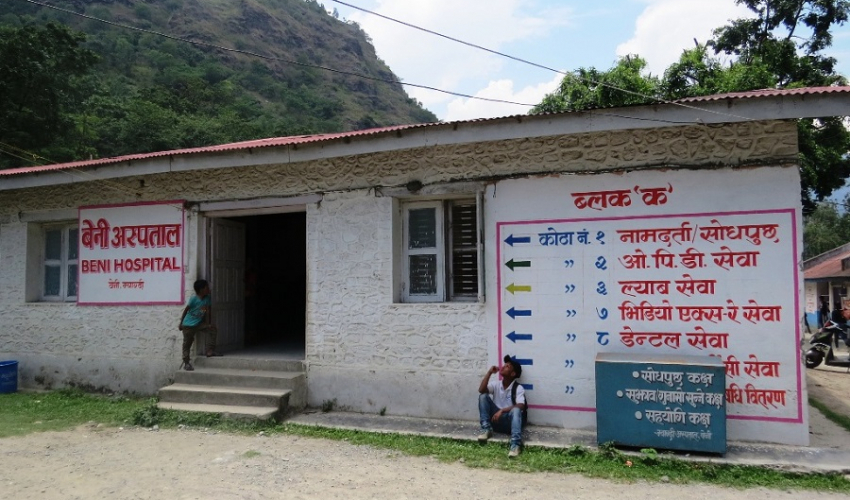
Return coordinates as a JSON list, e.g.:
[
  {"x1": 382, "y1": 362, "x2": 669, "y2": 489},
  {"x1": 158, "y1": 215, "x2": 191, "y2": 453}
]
[
  {"x1": 0, "y1": 142, "x2": 42, "y2": 165},
  {"x1": 21, "y1": 0, "x2": 535, "y2": 107},
  {"x1": 7, "y1": 0, "x2": 768, "y2": 185},
  {"x1": 330, "y1": 0, "x2": 756, "y2": 122},
  {"x1": 813, "y1": 197, "x2": 850, "y2": 211},
  {"x1": 23, "y1": 0, "x2": 752, "y2": 122},
  {"x1": 0, "y1": 142, "x2": 186, "y2": 212},
  {"x1": 11, "y1": 0, "x2": 535, "y2": 204}
]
